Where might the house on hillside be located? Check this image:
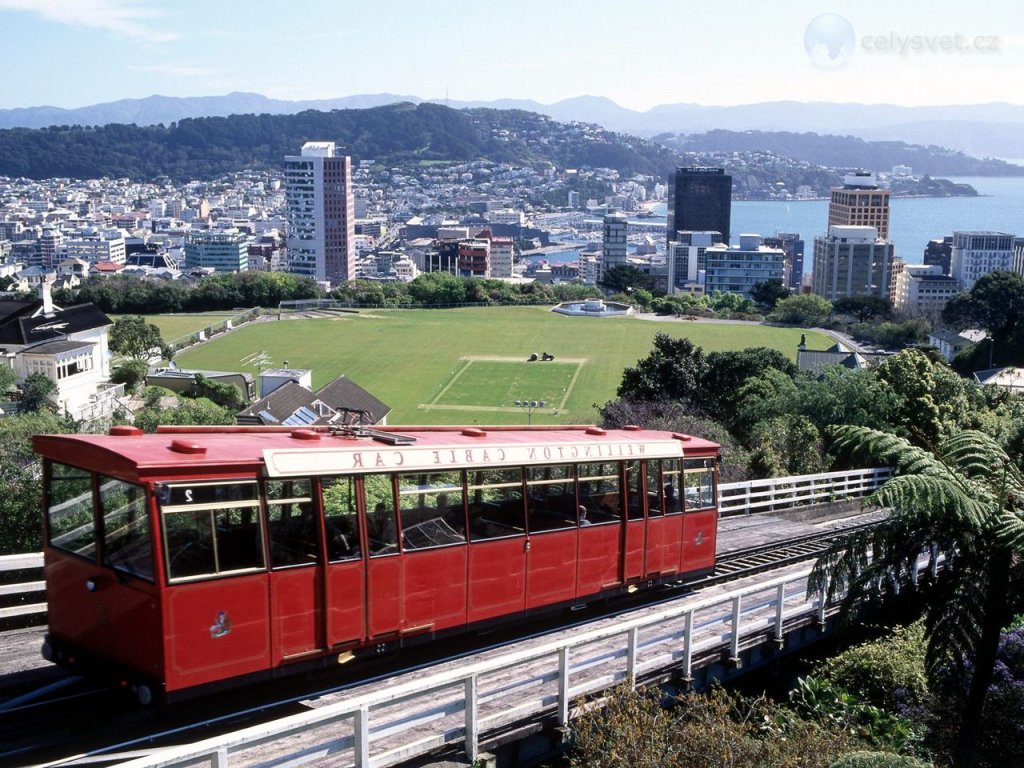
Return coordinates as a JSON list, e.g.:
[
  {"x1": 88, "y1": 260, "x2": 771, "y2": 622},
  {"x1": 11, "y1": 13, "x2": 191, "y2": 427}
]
[
  {"x1": 0, "y1": 279, "x2": 120, "y2": 420},
  {"x1": 236, "y1": 368, "x2": 390, "y2": 427}
]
